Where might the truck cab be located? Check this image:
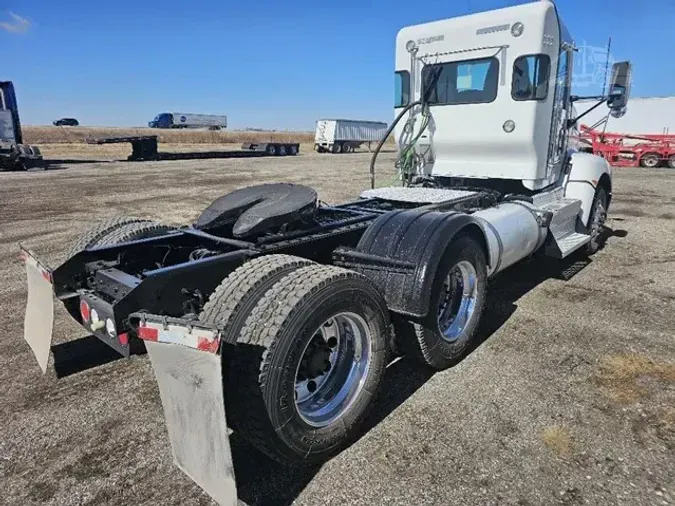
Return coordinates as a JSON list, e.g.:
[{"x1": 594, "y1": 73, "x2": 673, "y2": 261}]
[
  {"x1": 149, "y1": 113, "x2": 173, "y2": 128},
  {"x1": 0, "y1": 81, "x2": 22, "y2": 145},
  {"x1": 0, "y1": 81, "x2": 42, "y2": 170},
  {"x1": 393, "y1": 0, "x2": 628, "y2": 195}
]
